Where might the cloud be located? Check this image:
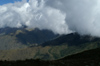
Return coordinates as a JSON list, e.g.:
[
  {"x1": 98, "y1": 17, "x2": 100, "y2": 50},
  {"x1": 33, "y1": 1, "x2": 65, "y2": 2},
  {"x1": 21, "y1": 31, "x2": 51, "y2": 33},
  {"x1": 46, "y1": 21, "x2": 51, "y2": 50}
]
[
  {"x1": 0, "y1": 0, "x2": 100, "y2": 36},
  {"x1": 0, "y1": 0, "x2": 72, "y2": 34},
  {"x1": 45, "y1": 0, "x2": 100, "y2": 36}
]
